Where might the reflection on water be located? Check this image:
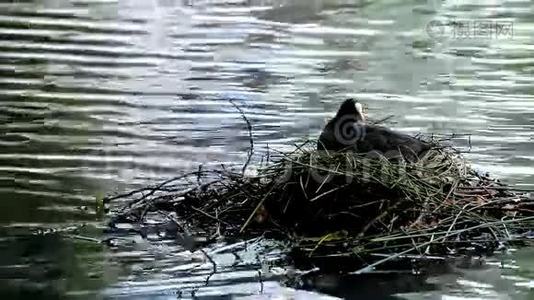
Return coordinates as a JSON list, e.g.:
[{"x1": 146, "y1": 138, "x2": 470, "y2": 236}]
[{"x1": 1, "y1": 0, "x2": 534, "y2": 298}]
